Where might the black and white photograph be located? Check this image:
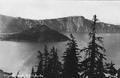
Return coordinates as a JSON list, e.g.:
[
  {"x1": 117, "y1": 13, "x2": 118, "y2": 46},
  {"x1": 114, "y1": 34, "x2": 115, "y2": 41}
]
[{"x1": 0, "y1": 0, "x2": 120, "y2": 78}]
